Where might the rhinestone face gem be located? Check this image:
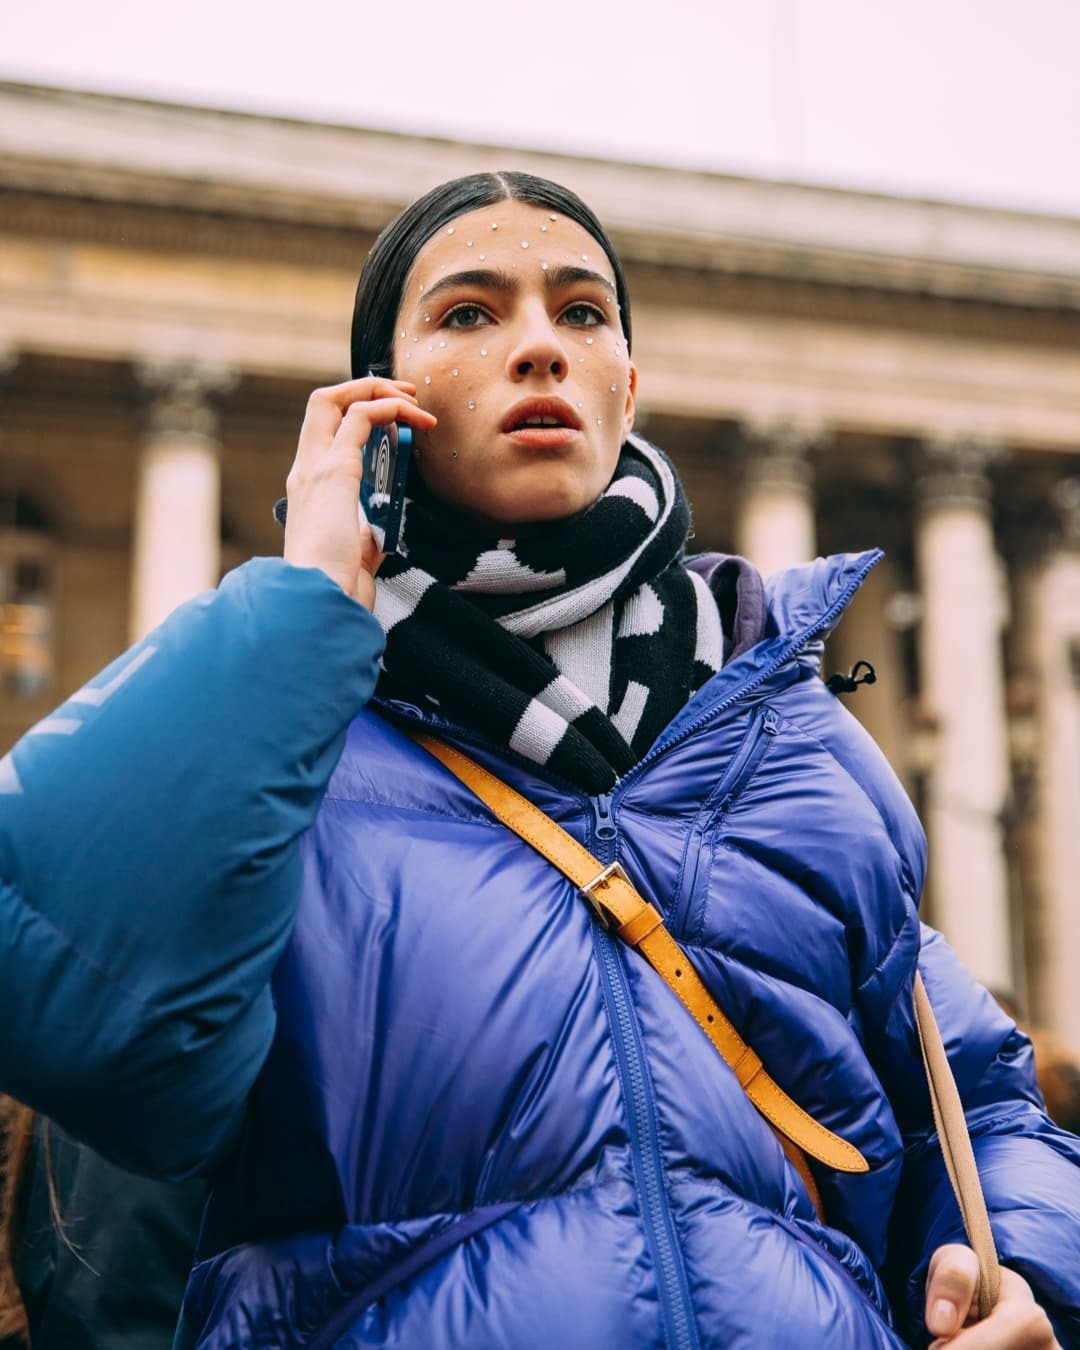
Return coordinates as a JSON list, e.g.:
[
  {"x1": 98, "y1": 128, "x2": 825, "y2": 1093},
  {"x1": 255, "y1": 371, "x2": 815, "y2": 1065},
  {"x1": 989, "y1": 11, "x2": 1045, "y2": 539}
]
[
  {"x1": 581, "y1": 253, "x2": 588, "y2": 261},
  {"x1": 424, "y1": 314, "x2": 431, "y2": 323},
  {"x1": 399, "y1": 330, "x2": 406, "y2": 339},
  {"x1": 480, "y1": 348, "x2": 488, "y2": 357},
  {"x1": 610, "y1": 384, "x2": 617, "y2": 392},
  {"x1": 479, "y1": 254, "x2": 486, "y2": 261},
  {"x1": 468, "y1": 401, "x2": 476, "y2": 410},
  {"x1": 549, "y1": 213, "x2": 557, "y2": 220},
  {"x1": 451, "y1": 368, "x2": 459, "y2": 376},
  {"x1": 520, "y1": 241, "x2": 529, "y2": 248},
  {"x1": 578, "y1": 357, "x2": 585, "y2": 363},
  {"x1": 585, "y1": 337, "x2": 594, "y2": 345},
  {"x1": 447, "y1": 226, "x2": 455, "y2": 235},
  {"x1": 540, "y1": 224, "x2": 548, "y2": 232},
  {"x1": 596, "y1": 418, "x2": 603, "y2": 425},
  {"x1": 491, "y1": 223, "x2": 498, "y2": 230},
  {"x1": 540, "y1": 262, "x2": 549, "y2": 270},
  {"x1": 424, "y1": 376, "x2": 431, "y2": 384},
  {"x1": 439, "y1": 340, "x2": 447, "y2": 348},
  {"x1": 466, "y1": 240, "x2": 474, "y2": 247}
]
